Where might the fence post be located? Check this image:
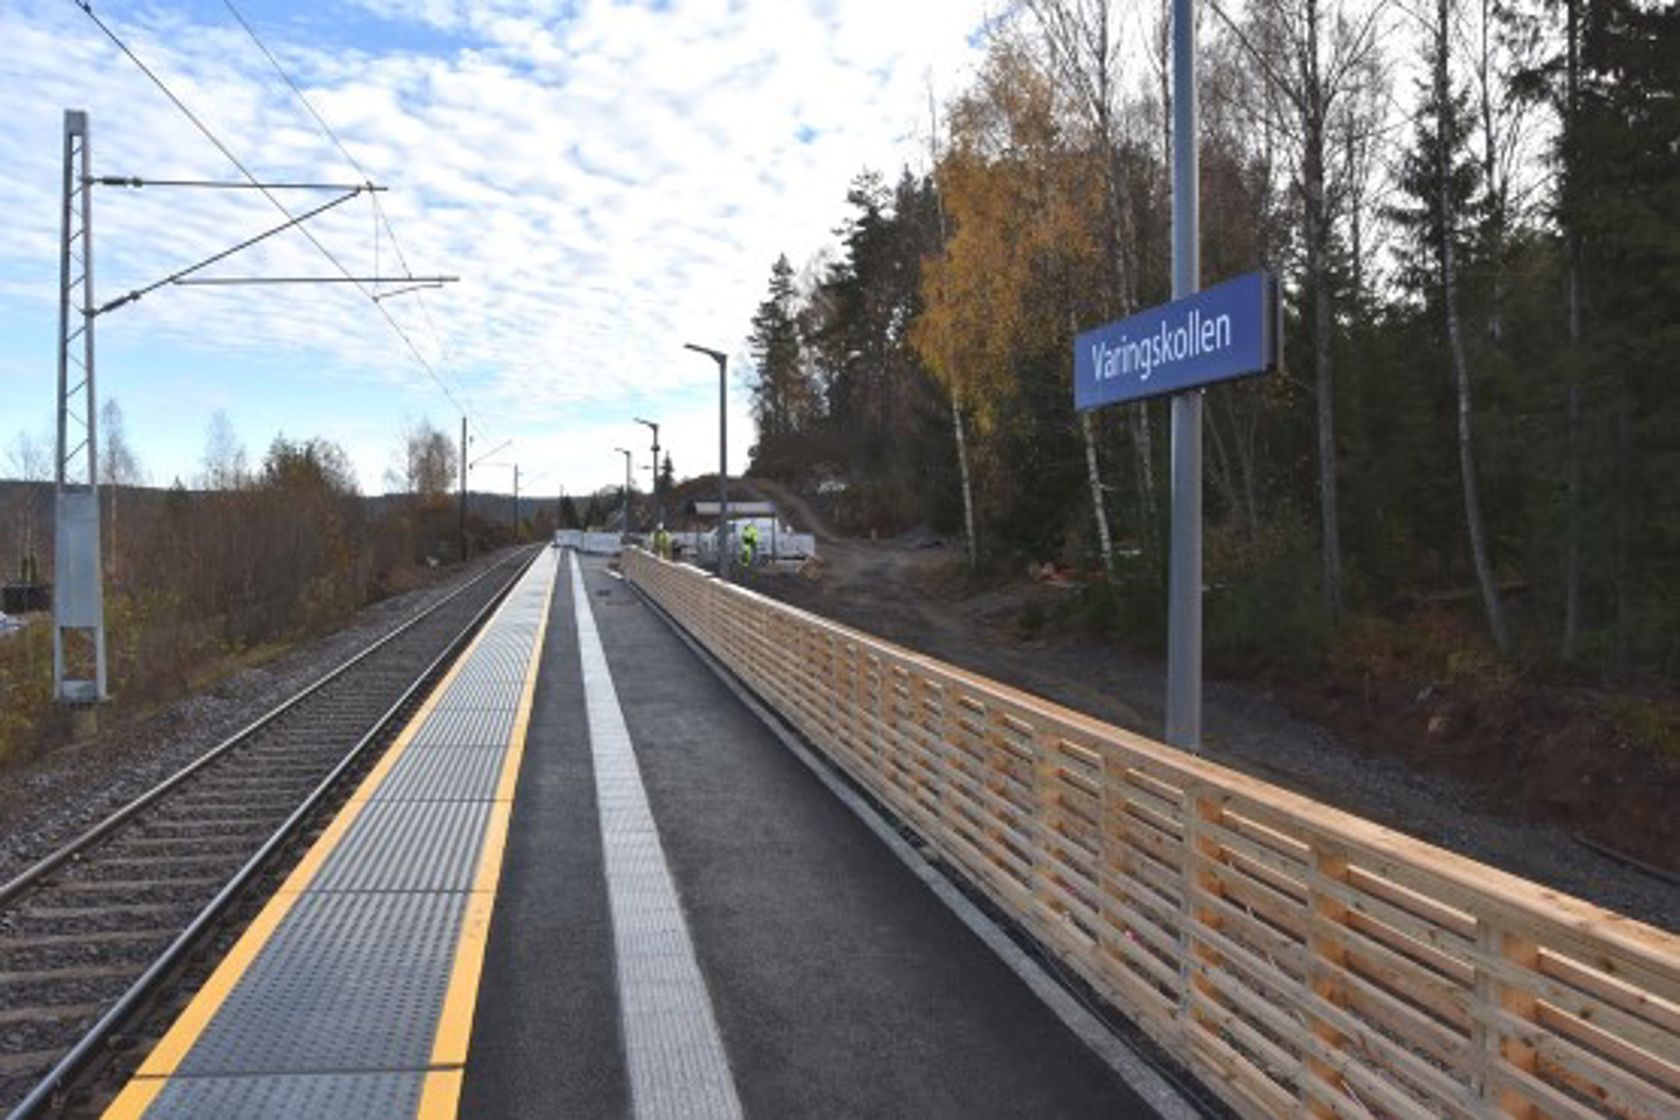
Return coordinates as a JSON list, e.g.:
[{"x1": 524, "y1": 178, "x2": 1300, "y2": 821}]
[
  {"x1": 1475, "y1": 920, "x2": 1540, "y2": 1118},
  {"x1": 1178, "y1": 785, "x2": 1227, "y2": 1055},
  {"x1": 1305, "y1": 845, "x2": 1352, "y2": 1115}
]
